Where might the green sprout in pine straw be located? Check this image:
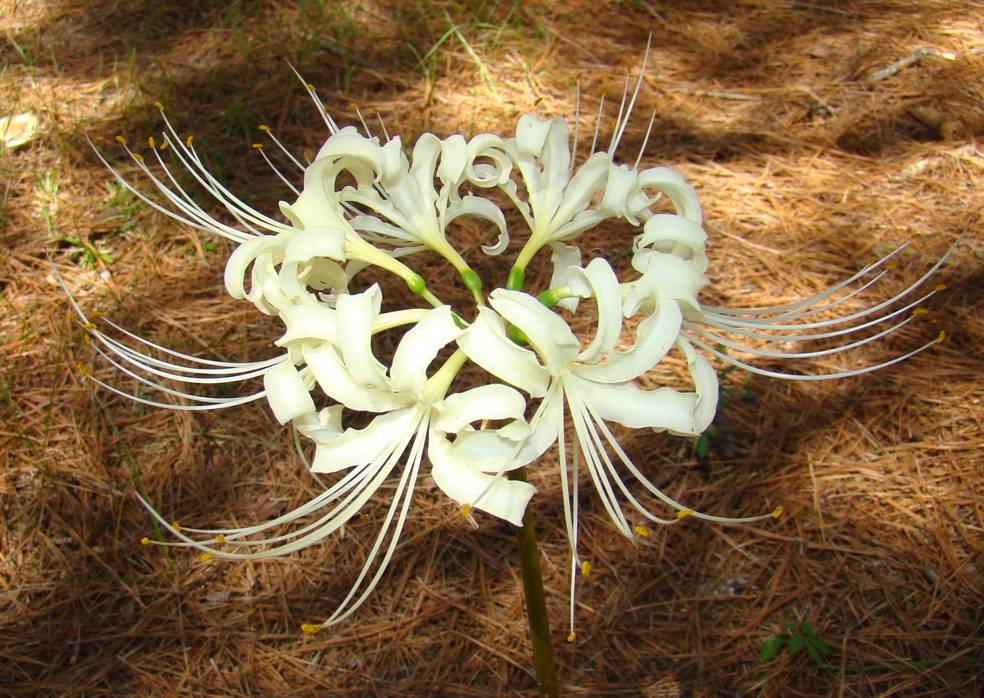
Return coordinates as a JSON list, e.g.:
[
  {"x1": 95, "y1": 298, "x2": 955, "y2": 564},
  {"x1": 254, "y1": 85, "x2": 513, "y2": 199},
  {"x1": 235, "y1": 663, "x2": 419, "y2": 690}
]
[{"x1": 759, "y1": 620, "x2": 833, "y2": 667}]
